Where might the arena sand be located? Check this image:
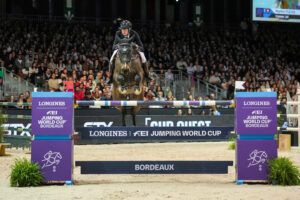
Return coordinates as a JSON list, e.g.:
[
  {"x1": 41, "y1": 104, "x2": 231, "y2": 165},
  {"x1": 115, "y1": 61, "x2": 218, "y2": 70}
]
[{"x1": 1, "y1": 142, "x2": 300, "y2": 200}]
